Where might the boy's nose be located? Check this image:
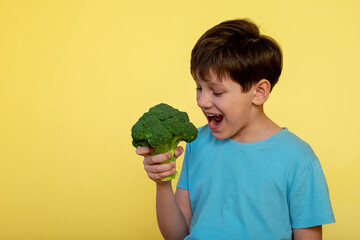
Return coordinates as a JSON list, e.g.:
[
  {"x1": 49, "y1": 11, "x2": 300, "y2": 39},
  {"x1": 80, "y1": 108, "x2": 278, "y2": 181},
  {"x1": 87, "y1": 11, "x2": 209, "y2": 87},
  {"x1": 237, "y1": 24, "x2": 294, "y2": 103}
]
[{"x1": 197, "y1": 92, "x2": 212, "y2": 109}]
